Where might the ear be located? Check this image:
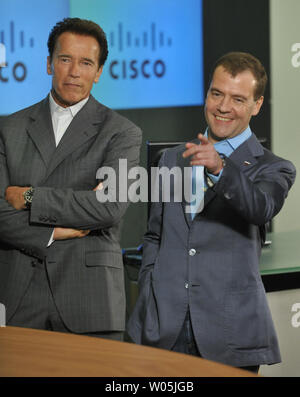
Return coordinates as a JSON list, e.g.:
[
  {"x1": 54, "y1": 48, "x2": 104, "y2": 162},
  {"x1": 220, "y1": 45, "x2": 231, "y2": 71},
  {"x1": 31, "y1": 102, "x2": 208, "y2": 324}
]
[
  {"x1": 47, "y1": 56, "x2": 53, "y2": 76},
  {"x1": 94, "y1": 65, "x2": 103, "y2": 83},
  {"x1": 252, "y1": 96, "x2": 264, "y2": 116}
]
